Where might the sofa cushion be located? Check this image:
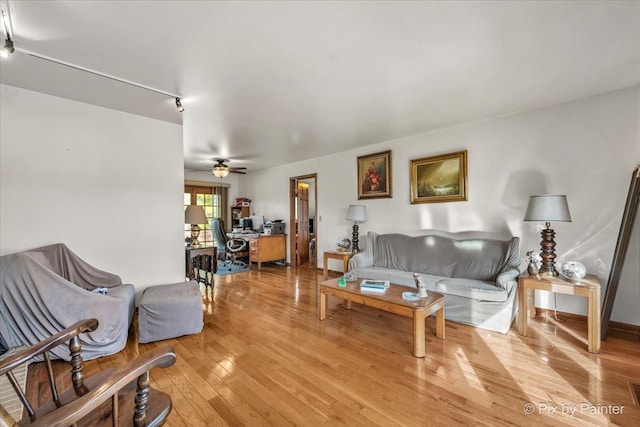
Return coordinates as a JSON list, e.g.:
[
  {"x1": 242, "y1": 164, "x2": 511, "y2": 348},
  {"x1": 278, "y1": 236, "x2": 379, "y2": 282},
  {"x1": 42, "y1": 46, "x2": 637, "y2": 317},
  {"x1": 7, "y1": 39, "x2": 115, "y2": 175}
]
[
  {"x1": 348, "y1": 267, "x2": 433, "y2": 289},
  {"x1": 348, "y1": 267, "x2": 508, "y2": 302},
  {"x1": 434, "y1": 278, "x2": 508, "y2": 302}
]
